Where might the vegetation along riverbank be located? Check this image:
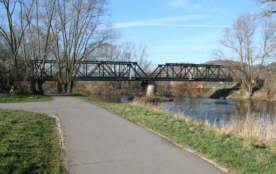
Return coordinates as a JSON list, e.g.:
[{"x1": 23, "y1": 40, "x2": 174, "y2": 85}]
[
  {"x1": 0, "y1": 110, "x2": 61, "y2": 174},
  {"x1": 80, "y1": 96, "x2": 276, "y2": 174},
  {"x1": 0, "y1": 94, "x2": 52, "y2": 103},
  {"x1": 168, "y1": 82, "x2": 276, "y2": 102},
  {"x1": 69, "y1": 80, "x2": 276, "y2": 104}
]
